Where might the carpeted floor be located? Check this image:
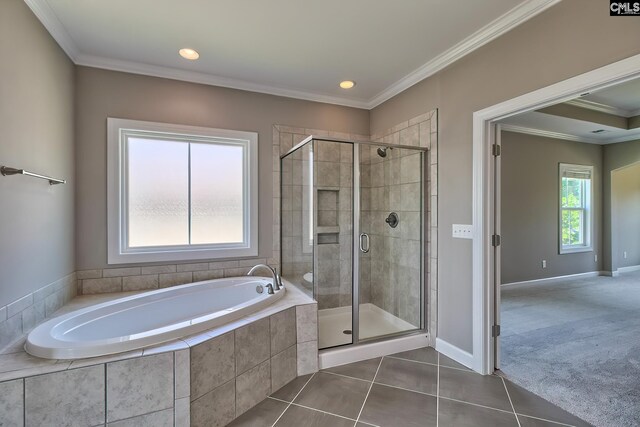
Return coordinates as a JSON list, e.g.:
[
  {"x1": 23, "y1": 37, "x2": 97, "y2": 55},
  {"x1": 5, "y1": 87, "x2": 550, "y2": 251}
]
[{"x1": 500, "y1": 271, "x2": 640, "y2": 427}]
